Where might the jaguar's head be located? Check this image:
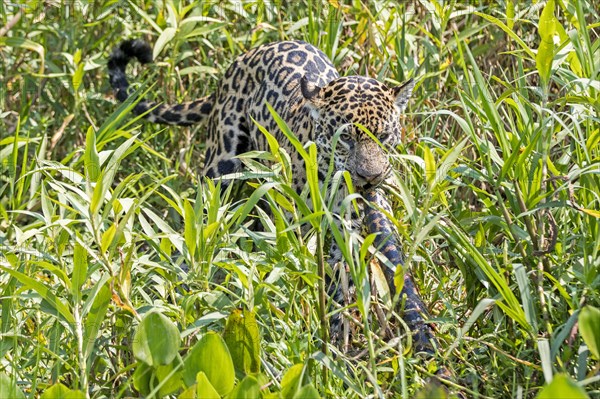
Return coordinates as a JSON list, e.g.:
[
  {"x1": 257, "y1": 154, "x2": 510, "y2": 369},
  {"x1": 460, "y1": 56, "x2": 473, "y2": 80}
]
[{"x1": 301, "y1": 75, "x2": 414, "y2": 190}]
